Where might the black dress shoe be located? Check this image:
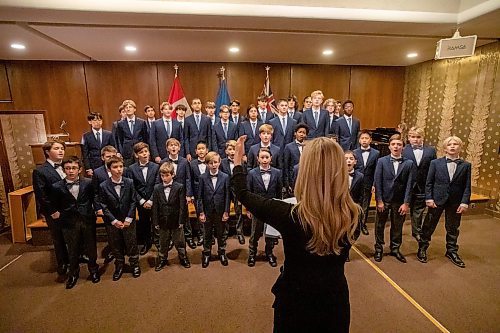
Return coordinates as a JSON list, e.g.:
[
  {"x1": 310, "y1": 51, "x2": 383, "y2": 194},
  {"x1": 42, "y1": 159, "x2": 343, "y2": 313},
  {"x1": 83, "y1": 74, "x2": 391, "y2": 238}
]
[
  {"x1": 168, "y1": 240, "x2": 174, "y2": 251},
  {"x1": 267, "y1": 254, "x2": 278, "y2": 267},
  {"x1": 90, "y1": 271, "x2": 100, "y2": 283},
  {"x1": 247, "y1": 256, "x2": 256, "y2": 267},
  {"x1": 132, "y1": 266, "x2": 141, "y2": 278},
  {"x1": 79, "y1": 255, "x2": 90, "y2": 264},
  {"x1": 187, "y1": 239, "x2": 197, "y2": 249},
  {"x1": 416, "y1": 248, "x2": 428, "y2": 263},
  {"x1": 57, "y1": 264, "x2": 69, "y2": 276},
  {"x1": 446, "y1": 252, "x2": 465, "y2": 268},
  {"x1": 140, "y1": 243, "x2": 152, "y2": 256},
  {"x1": 180, "y1": 258, "x2": 191, "y2": 268},
  {"x1": 104, "y1": 253, "x2": 115, "y2": 264},
  {"x1": 237, "y1": 234, "x2": 245, "y2": 245},
  {"x1": 65, "y1": 275, "x2": 78, "y2": 289},
  {"x1": 219, "y1": 253, "x2": 229, "y2": 266},
  {"x1": 112, "y1": 266, "x2": 123, "y2": 281},
  {"x1": 155, "y1": 258, "x2": 169, "y2": 271},
  {"x1": 390, "y1": 251, "x2": 407, "y2": 263},
  {"x1": 361, "y1": 224, "x2": 369, "y2": 236},
  {"x1": 202, "y1": 255, "x2": 210, "y2": 268},
  {"x1": 374, "y1": 250, "x2": 383, "y2": 262},
  {"x1": 273, "y1": 239, "x2": 279, "y2": 245}
]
